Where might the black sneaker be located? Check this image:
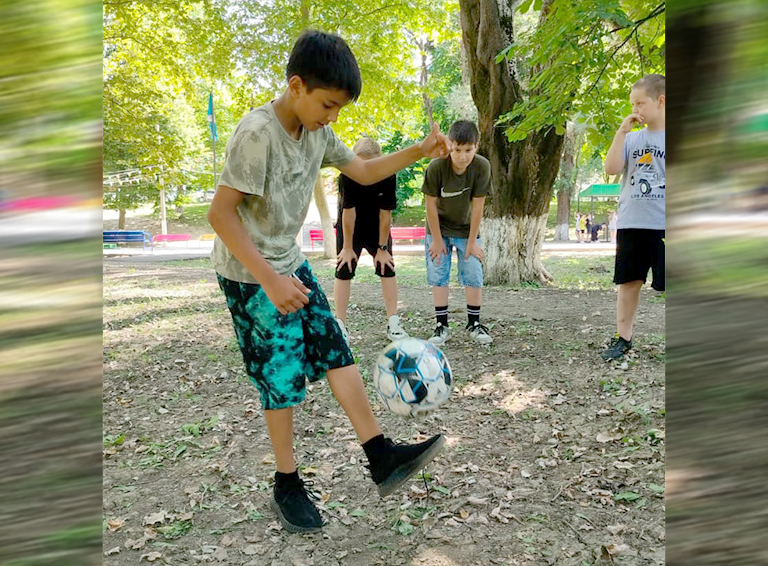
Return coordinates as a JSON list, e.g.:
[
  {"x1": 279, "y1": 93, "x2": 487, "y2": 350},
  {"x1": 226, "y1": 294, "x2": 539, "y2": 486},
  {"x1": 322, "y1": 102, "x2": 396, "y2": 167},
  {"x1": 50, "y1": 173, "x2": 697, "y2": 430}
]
[
  {"x1": 270, "y1": 475, "x2": 323, "y2": 533},
  {"x1": 428, "y1": 323, "x2": 450, "y2": 345},
  {"x1": 601, "y1": 335, "x2": 632, "y2": 361},
  {"x1": 367, "y1": 434, "x2": 445, "y2": 497}
]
